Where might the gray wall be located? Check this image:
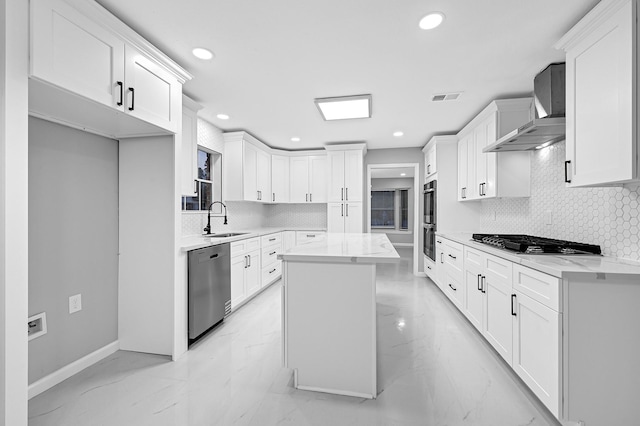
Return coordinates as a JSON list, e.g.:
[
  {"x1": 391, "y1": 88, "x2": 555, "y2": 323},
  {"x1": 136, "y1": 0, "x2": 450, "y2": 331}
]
[
  {"x1": 371, "y1": 177, "x2": 414, "y2": 245},
  {"x1": 28, "y1": 117, "x2": 118, "y2": 383},
  {"x1": 365, "y1": 148, "x2": 424, "y2": 270}
]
